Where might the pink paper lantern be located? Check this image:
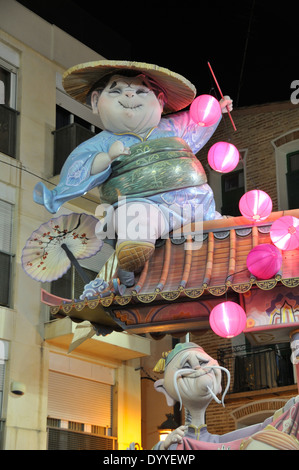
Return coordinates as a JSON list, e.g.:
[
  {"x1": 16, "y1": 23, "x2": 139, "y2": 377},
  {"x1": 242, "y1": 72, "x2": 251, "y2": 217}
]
[
  {"x1": 190, "y1": 94, "x2": 221, "y2": 127},
  {"x1": 246, "y1": 243, "x2": 282, "y2": 279},
  {"x1": 239, "y1": 190, "x2": 272, "y2": 221},
  {"x1": 209, "y1": 301, "x2": 247, "y2": 338},
  {"x1": 270, "y1": 216, "x2": 299, "y2": 251},
  {"x1": 208, "y1": 142, "x2": 240, "y2": 173}
]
